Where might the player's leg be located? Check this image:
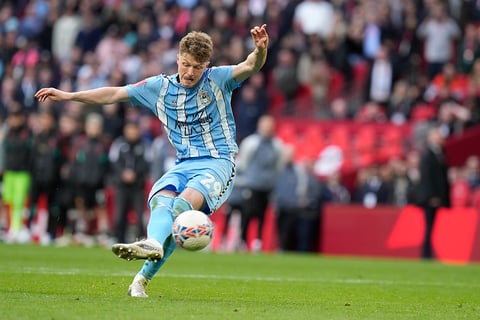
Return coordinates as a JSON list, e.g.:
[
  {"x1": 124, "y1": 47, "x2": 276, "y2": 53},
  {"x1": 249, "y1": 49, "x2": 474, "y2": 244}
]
[
  {"x1": 114, "y1": 190, "x2": 175, "y2": 298},
  {"x1": 126, "y1": 194, "x2": 196, "y2": 297},
  {"x1": 118, "y1": 158, "x2": 234, "y2": 297},
  {"x1": 112, "y1": 191, "x2": 174, "y2": 262},
  {"x1": 136, "y1": 195, "x2": 194, "y2": 279},
  {"x1": 112, "y1": 161, "x2": 208, "y2": 263}
]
